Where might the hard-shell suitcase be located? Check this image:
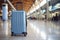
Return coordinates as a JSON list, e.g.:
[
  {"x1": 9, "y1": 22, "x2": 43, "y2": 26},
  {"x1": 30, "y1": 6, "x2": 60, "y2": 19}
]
[{"x1": 11, "y1": 10, "x2": 27, "y2": 36}]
